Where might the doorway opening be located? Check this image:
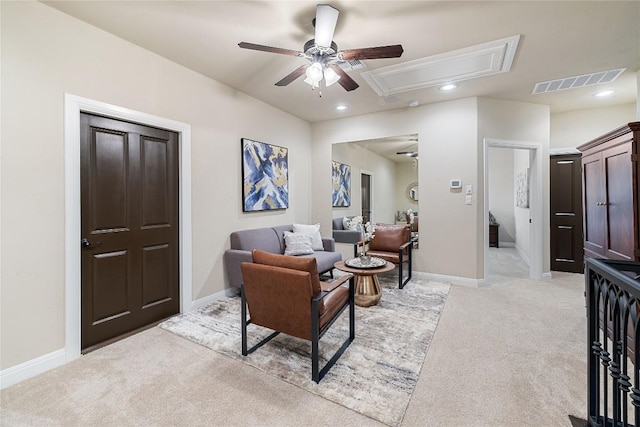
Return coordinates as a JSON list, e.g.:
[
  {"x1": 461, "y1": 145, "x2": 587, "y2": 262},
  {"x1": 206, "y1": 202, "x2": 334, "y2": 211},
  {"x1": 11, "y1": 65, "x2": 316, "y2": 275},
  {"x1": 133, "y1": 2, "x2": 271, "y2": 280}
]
[
  {"x1": 64, "y1": 94, "x2": 193, "y2": 362},
  {"x1": 483, "y1": 139, "x2": 544, "y2": 281},
  {"x1": 361, "y1": 172, "x2": 372, "y2": 223}
]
